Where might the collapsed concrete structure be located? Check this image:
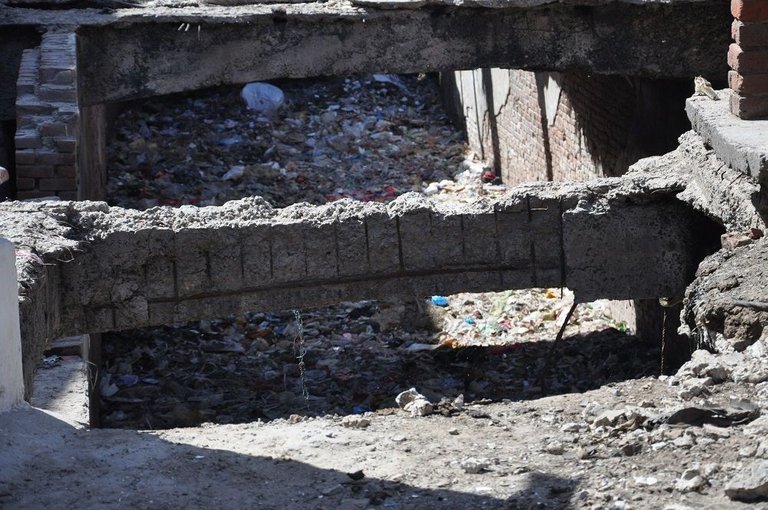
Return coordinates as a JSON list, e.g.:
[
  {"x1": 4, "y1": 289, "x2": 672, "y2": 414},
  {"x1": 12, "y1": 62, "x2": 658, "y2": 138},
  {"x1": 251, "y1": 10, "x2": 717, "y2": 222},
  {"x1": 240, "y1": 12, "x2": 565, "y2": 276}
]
[{"x1": 0, "y1": 0, "x2": 766, "y2": 414}]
